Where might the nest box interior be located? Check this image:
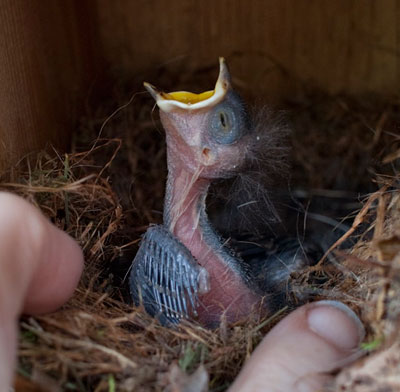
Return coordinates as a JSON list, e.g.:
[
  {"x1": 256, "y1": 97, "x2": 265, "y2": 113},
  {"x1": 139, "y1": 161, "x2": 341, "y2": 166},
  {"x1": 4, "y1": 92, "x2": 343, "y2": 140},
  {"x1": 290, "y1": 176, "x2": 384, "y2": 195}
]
[
  {"x1": 1, "y1": 1, "x2": 400, "y2": 391},
  {"x1": 0, "y1": 0, "x2": 399, "y2": 169}
]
